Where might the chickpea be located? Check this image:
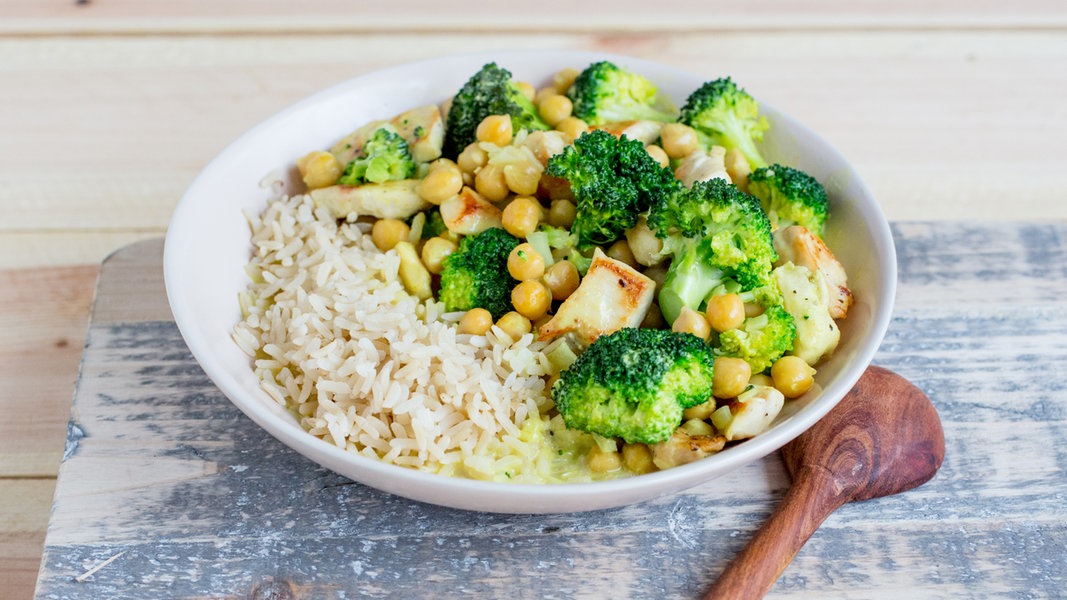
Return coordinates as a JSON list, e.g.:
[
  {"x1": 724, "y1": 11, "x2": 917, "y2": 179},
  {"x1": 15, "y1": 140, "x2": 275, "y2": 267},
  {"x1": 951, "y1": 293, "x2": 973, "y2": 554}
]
[
  {"x1": 588, "y1": 445, "x2": 621, "y2": 473},
  {"x1": 427, "y1": 157, "x2": 459, "y2": 173},
  {"x1": 672, "y1": 307, "x2": 711, "y2": 341},
  {"x1": 474, "y1": 163, "x2": 510, "y2": 202},
  {"x1": 421, "y1": 236, "x2": 457, "y2": 275},
  {"x1": 507, "y1": 243, "x2": 547, "y2": 281},
  {"x1": 683, "y1": 400, "x2": 716, "y2": 421},
  {"x1": 496, "y1": 311, "x2": 532, "y2": 341},
  {"x1": 515, "y1": 80, "x2": 536, "y2": 102},
  {"x1": 475, "y1": 114, "x2": 513, "y2": 146},
  {"x1": 553, "y1": 67, "x2": 581, "y2": 93},
  {"x1": 542, "y1": 259, "x2": 580, "y2": 301},
  {"x1": 644, "y1": 144, "x2": 670, "y2": 168},
  {"x1": 417, "y1": 167, "x2": 463, "y2": 205},
  {"x1": 535, "y1": 86, "x2": 558, "y2": 106},
  {"x1": 745, "y1": 302, "x2": 765, "y2": 318},
  {"x1": 705, "y1": 293, "x2": 746, "y2": 333},
  {"x1": 713, "y1": 357, "x2": 752, "y2": 399},
  {"x1": 547, "y1": 199, "x2": 577, "y2": 229},
  {"x1": 750, "y1": 373, "x2": 774, "y2": 388},
  {"x1": 456, "y1": 142, "x2": 488, "y2": 174},
  {"x1": 659, "y1": 123, "x2": 700, "y2": 159},
  {"x1": 621, "y1": 443, "x2": 656, "y2": 475},
  {"x1": 606, "y1": 239, "x2": 638, "y2": 268},
  {"x1": 297, "y1": 150, "x2": 342, "y2": 189},
  {"x1": 682, "y1": 418, "x2": 715, "y2": 437},
  {"x1": 538, "y1": 94, "x2": 573, "y2": 127},
  {"x1": 771, "y1": 356, "x2": 816, "y2": 398},
  {"x1": 556, "y1": 116, "x2": 589, "y2": 142},
  {"x1": 501, "y1": 196, "x2": 542, "y2": 238},
  {"x1": 511, "y1": 279, "x2": 551, "y2": 320},
  {"x1": 504, "y1": 161, "x2": 542, "y2": 196},
  {"x1": 457, "y1": 308, "x2": 493, "y2": 335},
  {"x1": 371, "y1": 218, "x2": 410, "y2": 252}
]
